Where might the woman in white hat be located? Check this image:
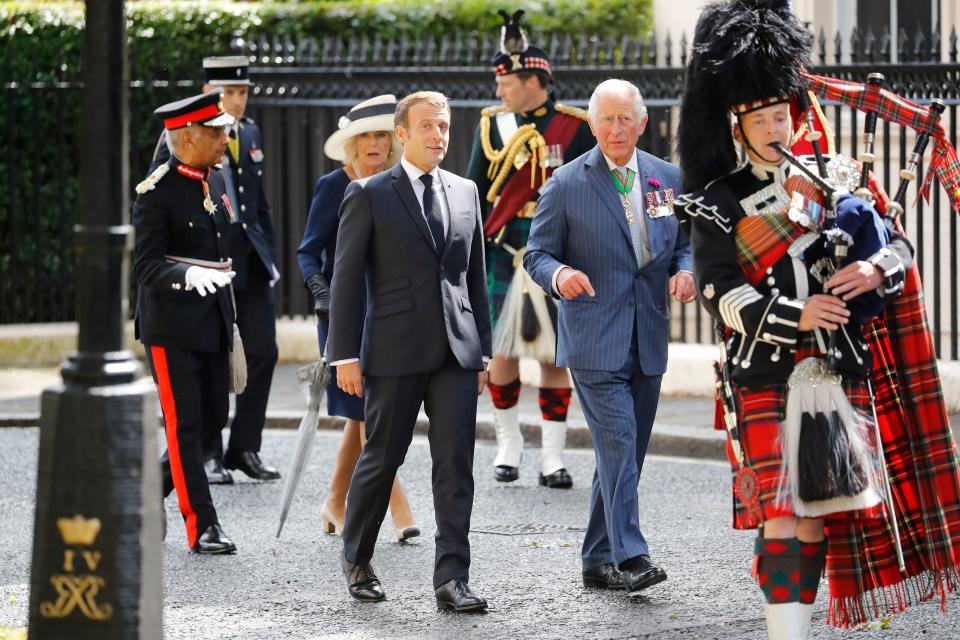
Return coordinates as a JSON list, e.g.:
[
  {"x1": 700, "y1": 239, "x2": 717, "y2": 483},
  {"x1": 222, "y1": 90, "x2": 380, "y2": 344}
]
[{"x1": 296, "y1": 95, "x2": 418, "y2": 542}]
